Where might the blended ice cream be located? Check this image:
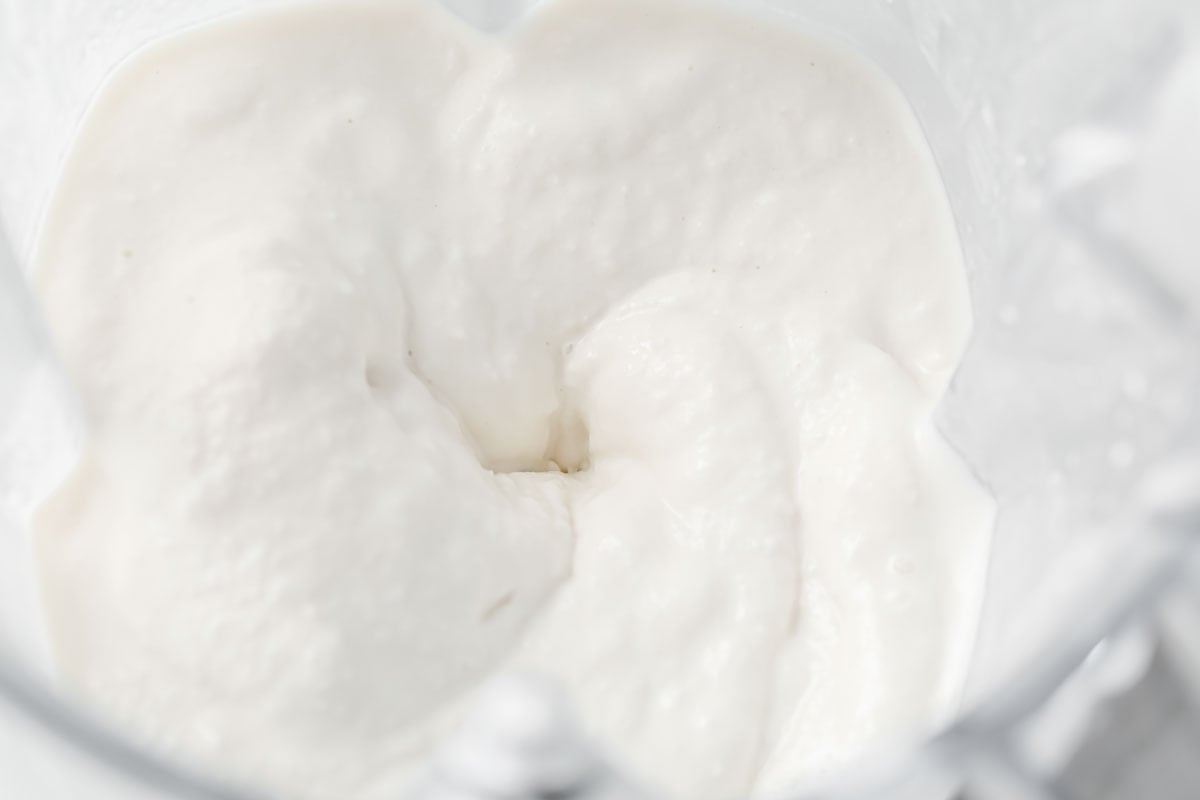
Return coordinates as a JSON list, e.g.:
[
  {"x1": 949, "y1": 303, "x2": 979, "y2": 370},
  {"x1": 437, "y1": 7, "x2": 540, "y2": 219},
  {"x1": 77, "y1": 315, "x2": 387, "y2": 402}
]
[{"x1": 30, "y1": 0, "x2": 994, "y2": 797}]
